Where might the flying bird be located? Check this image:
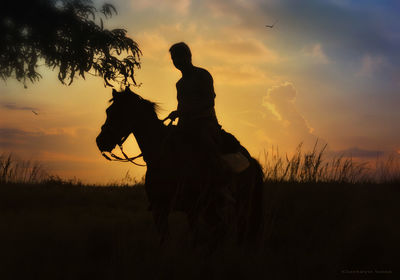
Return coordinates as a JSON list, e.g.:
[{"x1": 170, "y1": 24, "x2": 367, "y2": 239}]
[
  {"x1": 265, "y1": 19, "x2": 278, "y2": 28},
  {"x1": 32, "y1": 110, "x2": 39, "y2": 115}
]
